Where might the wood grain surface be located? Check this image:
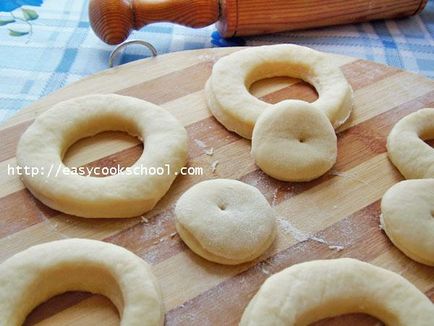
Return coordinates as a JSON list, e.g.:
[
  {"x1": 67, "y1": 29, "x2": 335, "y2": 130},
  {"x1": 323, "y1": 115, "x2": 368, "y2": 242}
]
[
  {"x1": 89, "y1": 0, "x2": 219, "y2": 45},
  {"x1": 218, "y1": 0, "x2": 428, "y2": 37},
  {"x1": 88, "y1": 0, "x2": 427, "y2": 43},
  {"x1": 0, "y1": 47, "x2": 433, "y2": 325}
]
